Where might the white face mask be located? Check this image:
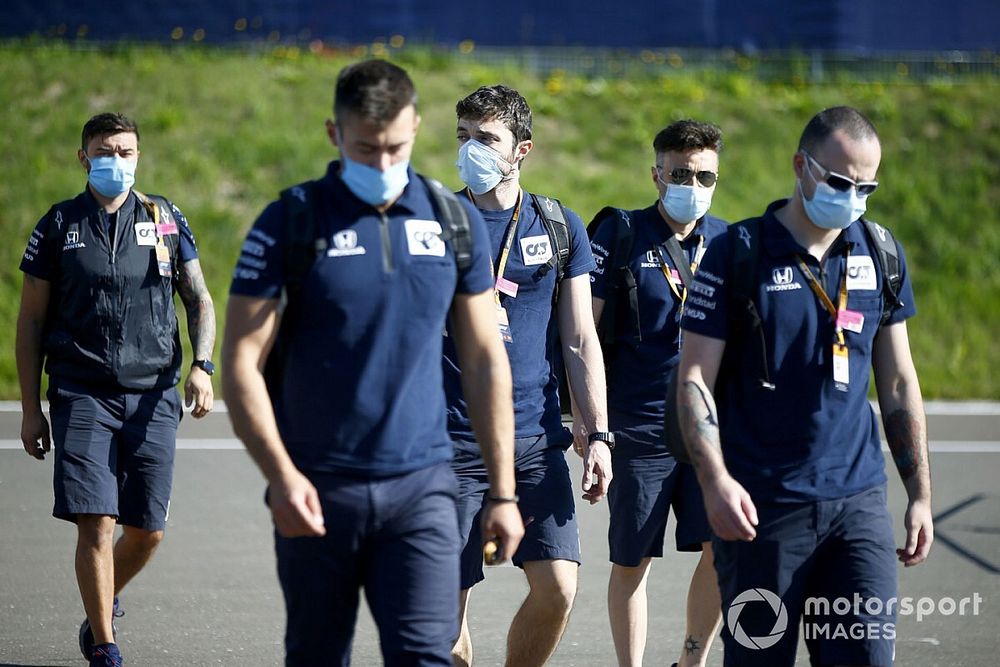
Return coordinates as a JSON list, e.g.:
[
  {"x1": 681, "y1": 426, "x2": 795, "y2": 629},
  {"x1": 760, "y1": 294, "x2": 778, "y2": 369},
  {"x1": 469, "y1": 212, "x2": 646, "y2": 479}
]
[
  {"x1": 799, "y1": 163, "x2": 868, "y2": 230},
  {"x1": 455, "y1": 139, "x2": 516, "y2": 195},
  {"x1": 661, "y1": 182, "x2": 714, "y2": 225}
]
